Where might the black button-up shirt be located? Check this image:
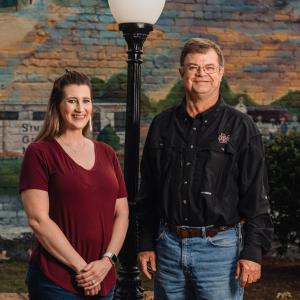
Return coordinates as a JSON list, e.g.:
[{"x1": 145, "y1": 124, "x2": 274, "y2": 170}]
[{"x1": 137, "y1": 97, "x2": 273, "y2": 263}]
